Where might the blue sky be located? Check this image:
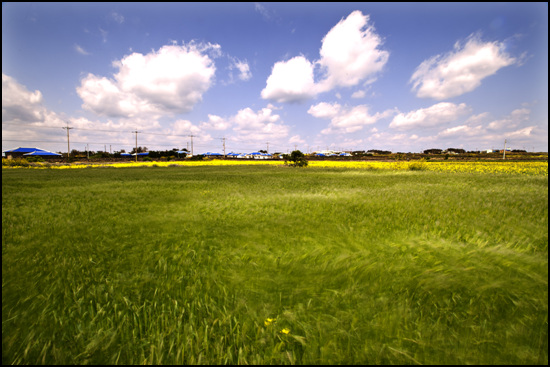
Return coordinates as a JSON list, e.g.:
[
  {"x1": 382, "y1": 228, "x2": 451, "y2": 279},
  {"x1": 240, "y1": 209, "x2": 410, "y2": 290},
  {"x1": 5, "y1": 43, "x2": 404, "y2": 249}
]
[{"x1": 2, "y1": 2, "x2": 548, "y2": 154}]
